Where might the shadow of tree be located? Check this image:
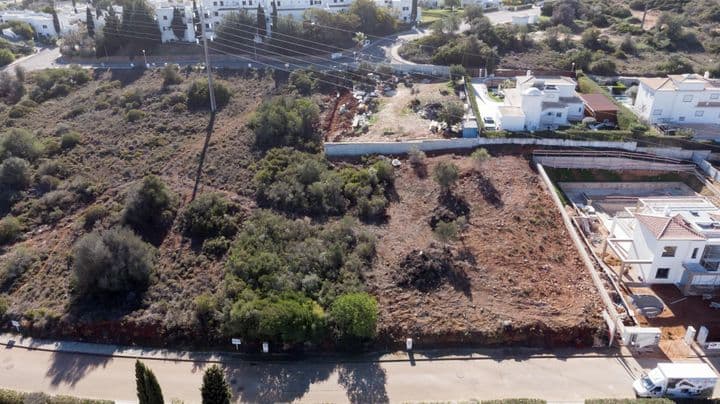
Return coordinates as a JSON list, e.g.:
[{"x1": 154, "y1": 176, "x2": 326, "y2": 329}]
[
  {"x1": 45, "y1": 349, "x2": 112, "y2": 387},
  {"x1": 476, "y1": 174, "x2": 503, "y2": 208},
  {"x1": 337, "y1": 361, "x2": 389, "y2": 404},
  {"x1": 226, "y1": 361, "x2": 336, "y2": 403}
]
